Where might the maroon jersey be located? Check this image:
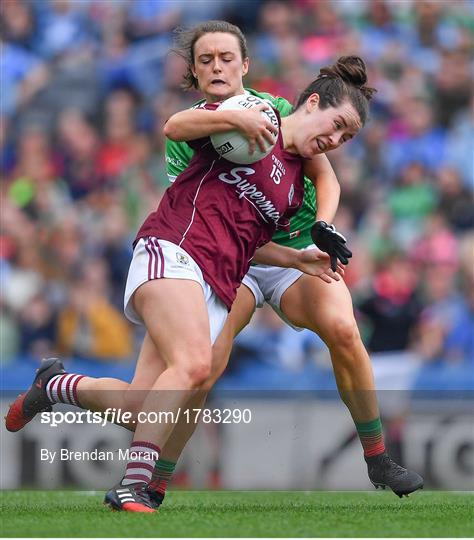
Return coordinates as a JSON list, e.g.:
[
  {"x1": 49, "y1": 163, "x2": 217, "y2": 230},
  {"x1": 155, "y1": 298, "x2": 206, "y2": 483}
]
[{"x1": 136, "y1": 105, "x2": 304, "y2": 309}]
